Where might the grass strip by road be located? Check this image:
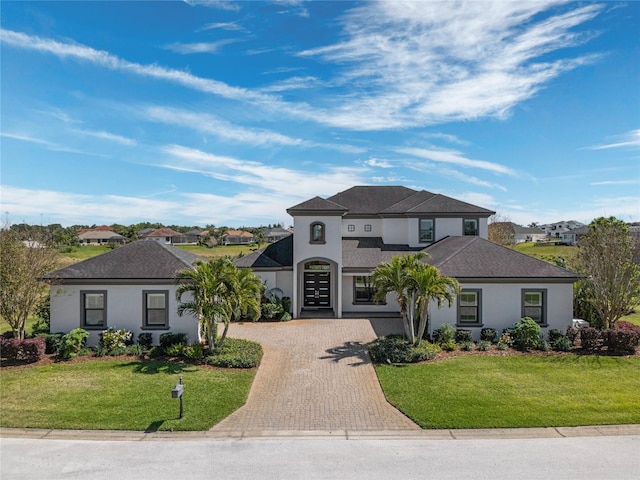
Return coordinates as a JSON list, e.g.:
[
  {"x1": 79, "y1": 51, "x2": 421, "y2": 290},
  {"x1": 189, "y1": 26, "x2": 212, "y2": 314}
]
[
  {"x1": 376, "y1": 355, "x2": 640, "y2": 429},
  {"x1": 0, "y1": 359, "x2": 255, "y2": 431}
]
